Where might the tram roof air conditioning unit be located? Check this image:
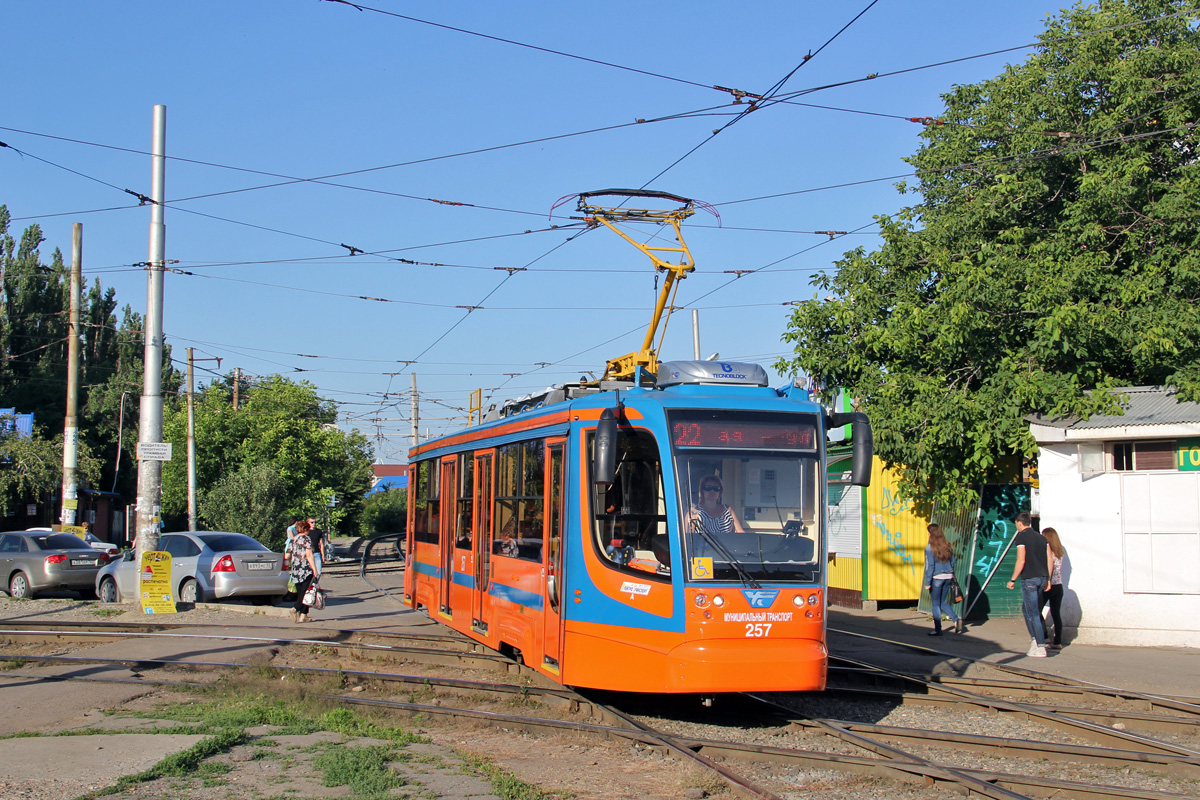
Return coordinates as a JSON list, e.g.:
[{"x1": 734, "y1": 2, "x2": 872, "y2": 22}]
[{"x1": 657, "y1": 360, "x2": 768, "y2": 388}]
